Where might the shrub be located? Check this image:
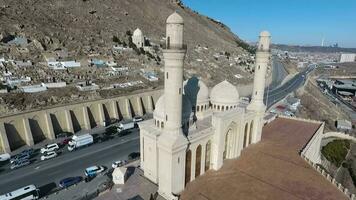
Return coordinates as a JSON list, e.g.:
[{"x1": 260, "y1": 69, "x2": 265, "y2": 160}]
[{"x1": 321, "y1": 139, "x2": 350, "y2": 167}]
